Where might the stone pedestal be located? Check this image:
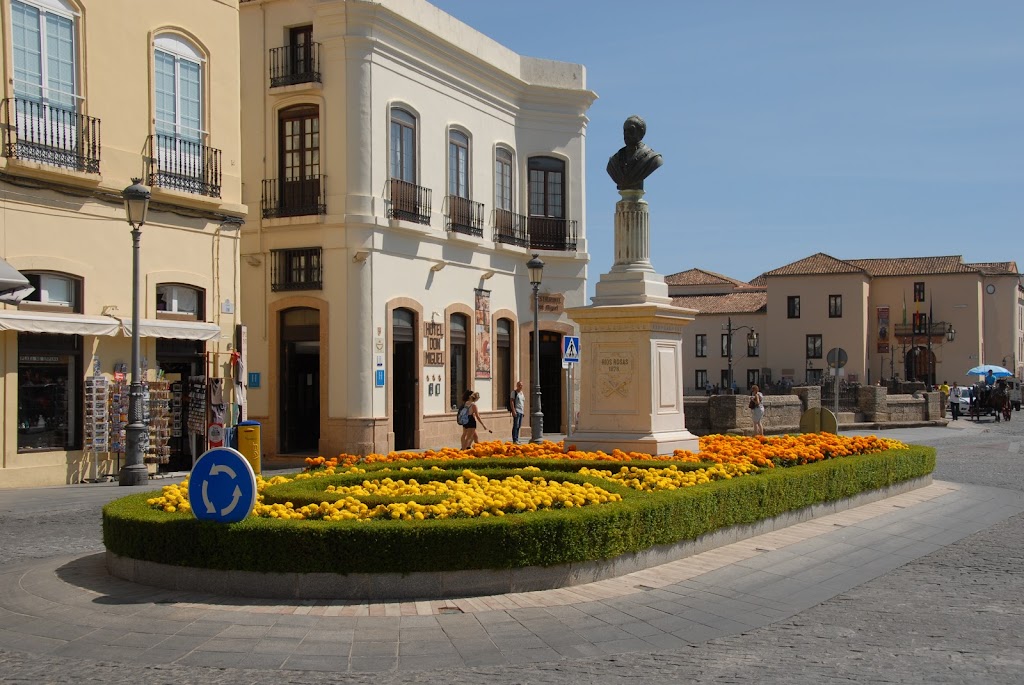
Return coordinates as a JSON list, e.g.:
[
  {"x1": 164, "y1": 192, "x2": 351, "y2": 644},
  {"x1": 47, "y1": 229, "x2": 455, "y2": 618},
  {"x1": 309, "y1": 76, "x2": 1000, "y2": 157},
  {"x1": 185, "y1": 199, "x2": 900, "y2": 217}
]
[
  {"x1": 567, "y1": 189, "x2": 698, "y2": 456},
  {"x1": 566, "y1": 303, "x2": 699, "y2": 455}
]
